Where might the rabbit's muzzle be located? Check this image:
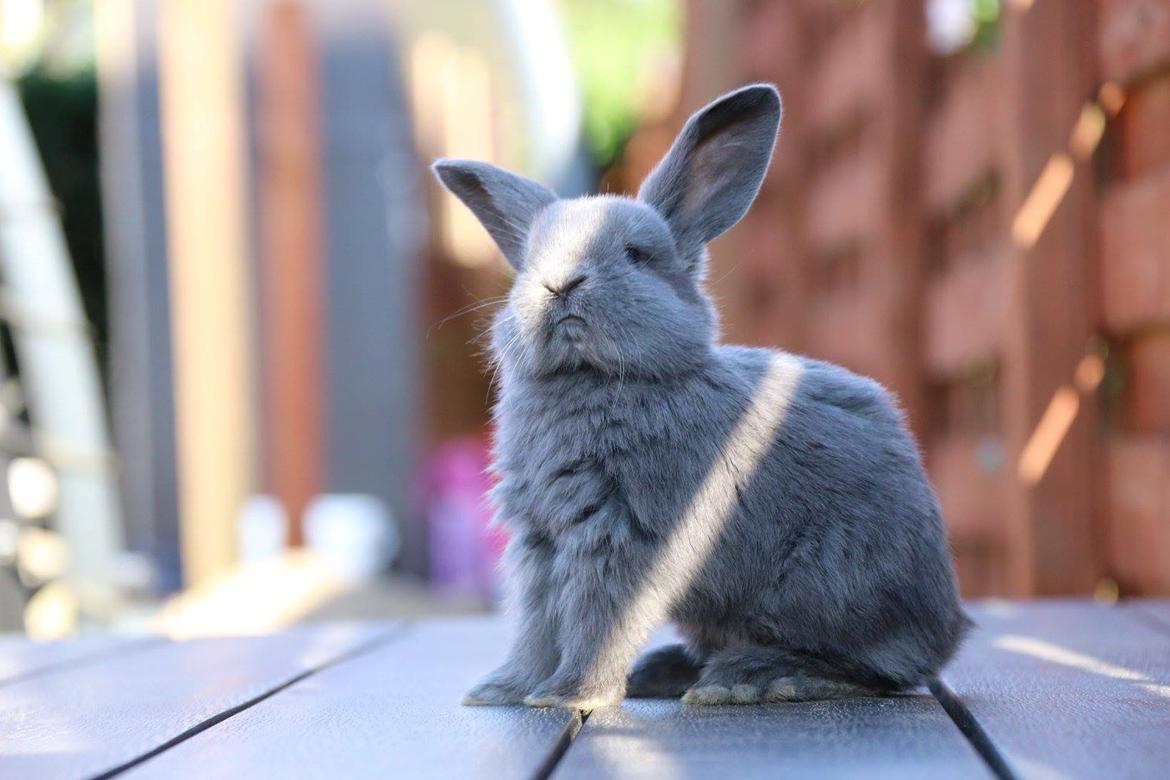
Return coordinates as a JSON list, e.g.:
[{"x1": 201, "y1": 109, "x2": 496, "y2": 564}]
[{"x1": 542, "y1": 273, "x2": 587, "y2": 302}]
